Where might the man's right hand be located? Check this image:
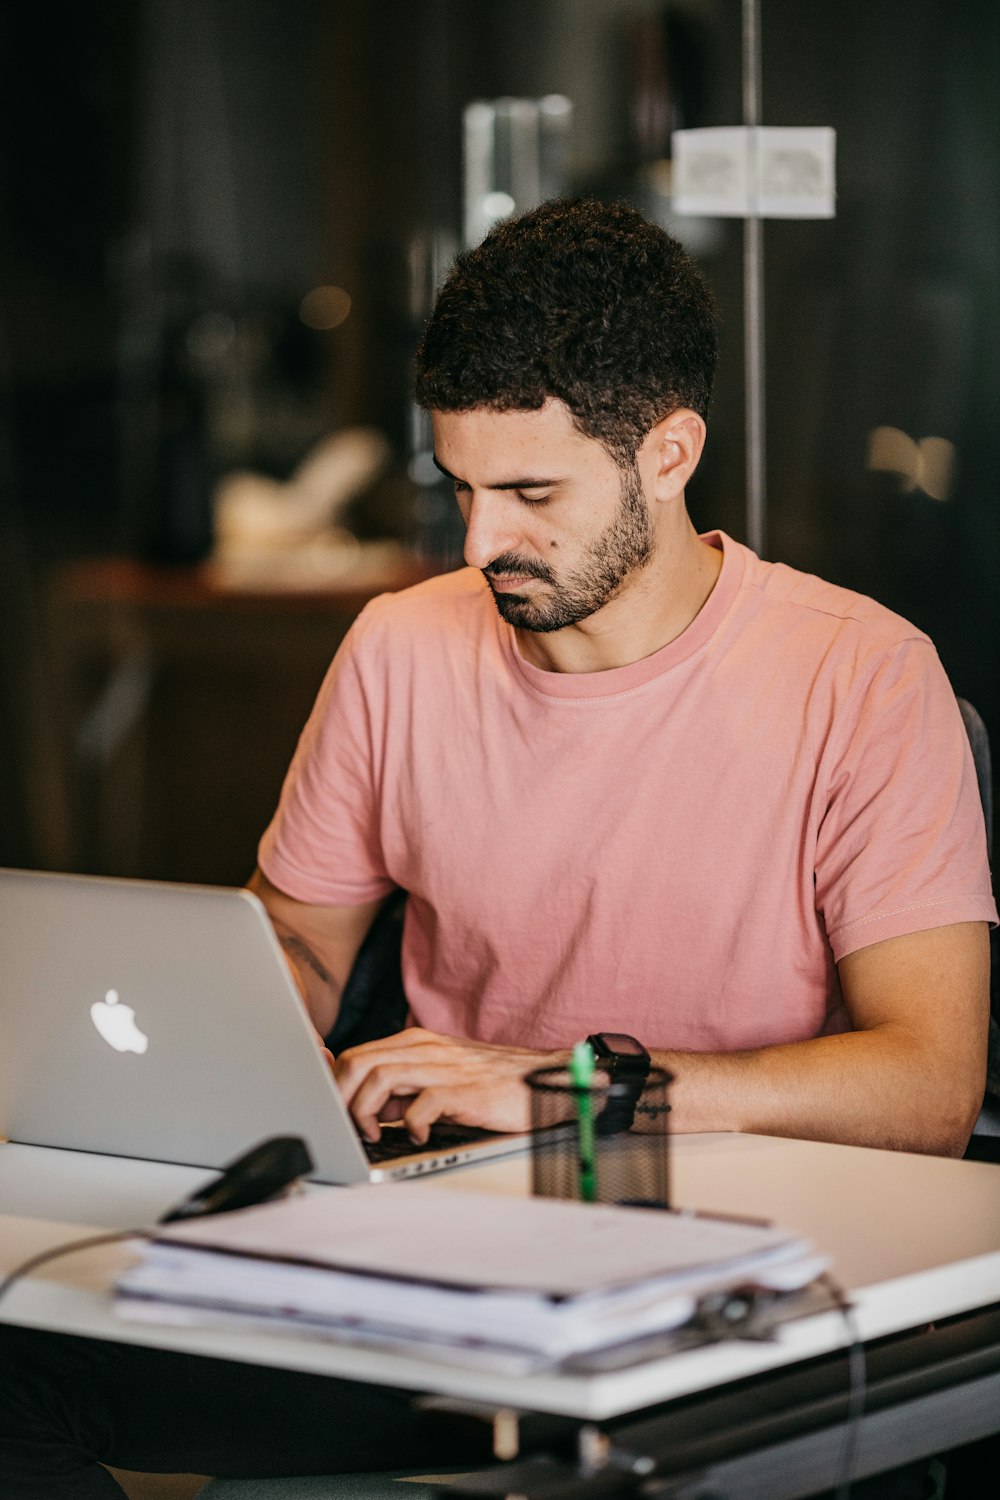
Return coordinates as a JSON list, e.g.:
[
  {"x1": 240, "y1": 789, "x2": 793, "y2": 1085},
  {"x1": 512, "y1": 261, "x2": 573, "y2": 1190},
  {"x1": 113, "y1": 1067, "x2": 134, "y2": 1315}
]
[{"x1": 334, "y1": 1026, "x2": 568, "y2": 1143}]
